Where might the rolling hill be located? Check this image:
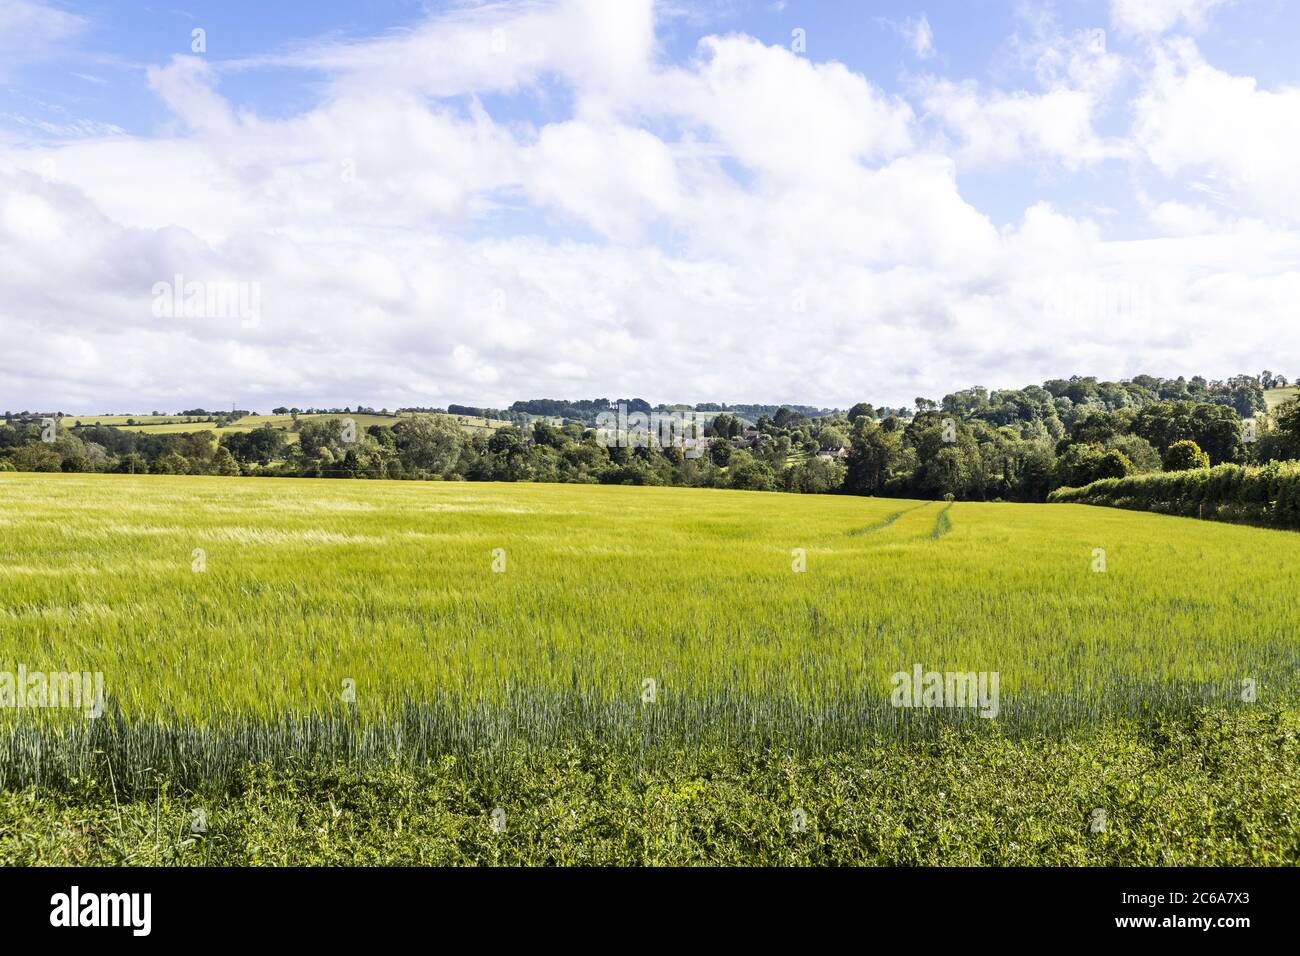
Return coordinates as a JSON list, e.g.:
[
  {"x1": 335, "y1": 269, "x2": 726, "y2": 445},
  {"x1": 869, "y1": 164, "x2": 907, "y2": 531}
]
[
  {"x1": 1264, "y1": 386, "x2": 1299, "y2": 413},
  {"x1": 66, "y1": 410, "x2": 513, "y2": 442}
]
